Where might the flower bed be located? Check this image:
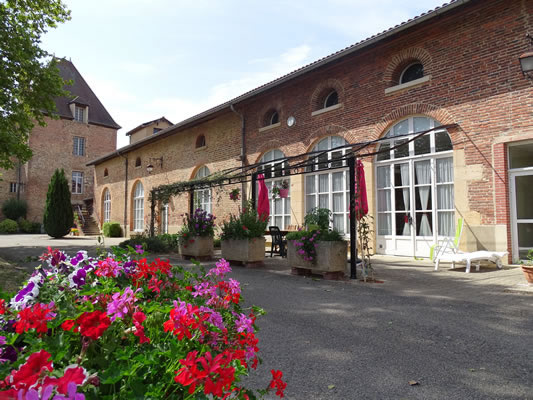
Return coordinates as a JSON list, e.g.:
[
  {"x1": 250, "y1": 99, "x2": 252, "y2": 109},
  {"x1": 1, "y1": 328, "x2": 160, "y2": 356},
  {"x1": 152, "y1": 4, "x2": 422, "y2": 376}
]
[{"x1": 0, "y1": 246, "x2": 286, "y2": 399}]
